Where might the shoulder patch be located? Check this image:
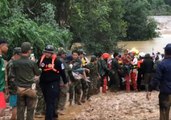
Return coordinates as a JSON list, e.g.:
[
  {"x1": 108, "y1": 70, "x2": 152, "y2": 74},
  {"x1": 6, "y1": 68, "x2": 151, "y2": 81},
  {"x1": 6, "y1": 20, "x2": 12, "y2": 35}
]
[{"x1": 61, "y1": 63, "x2": 65, "y2": 70}]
